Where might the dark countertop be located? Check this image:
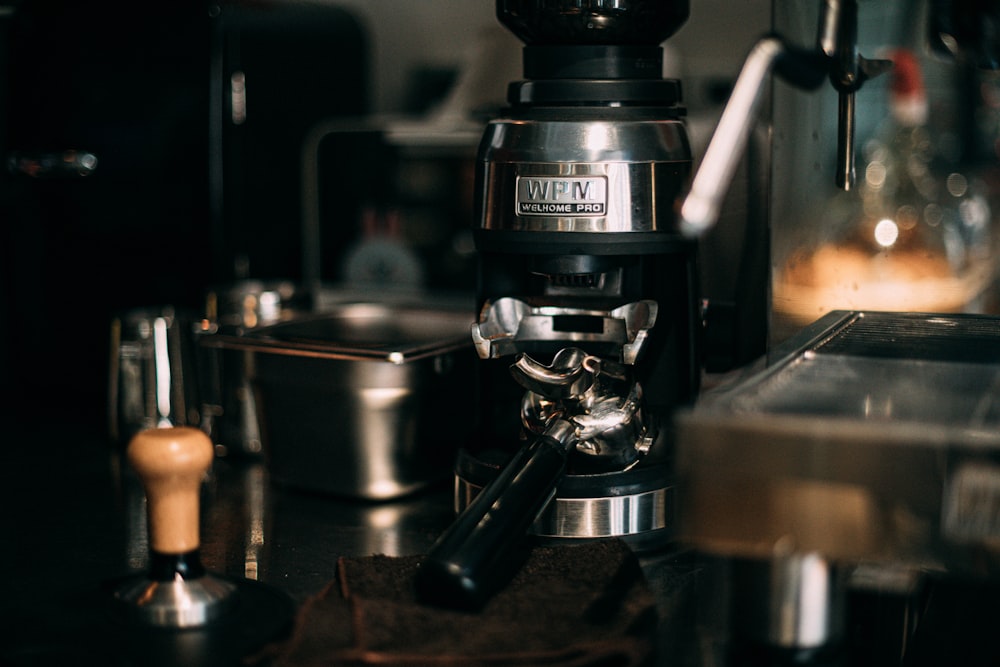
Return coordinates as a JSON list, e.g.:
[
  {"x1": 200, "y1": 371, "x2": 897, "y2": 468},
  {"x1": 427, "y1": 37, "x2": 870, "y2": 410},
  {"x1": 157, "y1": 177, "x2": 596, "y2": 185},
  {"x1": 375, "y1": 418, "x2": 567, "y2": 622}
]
[
  {"x1": 3, "y1": 424, "x2": 447, "y2": 598},
  {"x1": 1, "y1": 422, "x2": 711, "y2": 666},
  {"x1": 10, "y1": 421, "x2": 998, "y2": 666}
]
